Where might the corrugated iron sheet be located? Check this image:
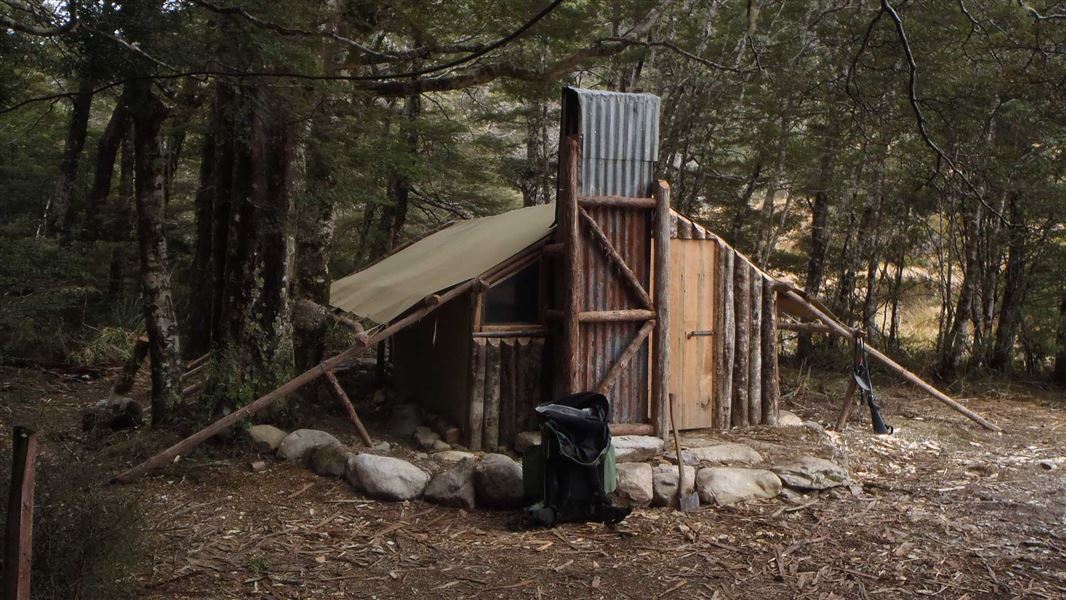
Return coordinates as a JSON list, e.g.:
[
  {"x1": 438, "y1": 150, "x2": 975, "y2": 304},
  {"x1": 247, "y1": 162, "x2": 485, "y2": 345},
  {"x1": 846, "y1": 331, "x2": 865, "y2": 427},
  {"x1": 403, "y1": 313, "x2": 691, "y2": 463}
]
[{"x1": 562, "y1": 87, "x2": 660, "y2": 197}]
